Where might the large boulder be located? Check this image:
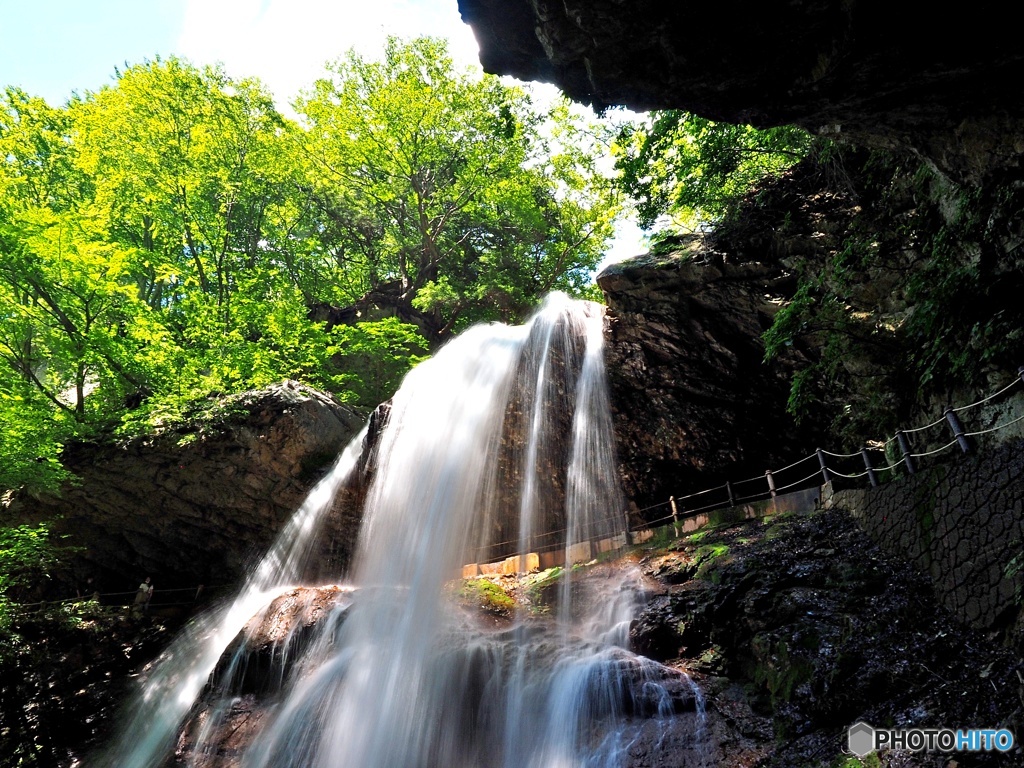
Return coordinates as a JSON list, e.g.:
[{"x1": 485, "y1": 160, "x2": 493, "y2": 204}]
[{"x1": 5, "y1": 381, "x2": 367, "y2": 595}]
